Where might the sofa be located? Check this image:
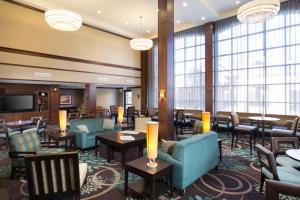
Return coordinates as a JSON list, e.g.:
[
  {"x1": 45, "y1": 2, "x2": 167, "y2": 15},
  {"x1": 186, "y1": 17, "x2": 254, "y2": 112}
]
[
  {"x1": 69, "y1": 118, "x2": 121, "y2": 149},
  {"x1": 156, "y1": 131, "x2": 219, "y2": 191}
]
